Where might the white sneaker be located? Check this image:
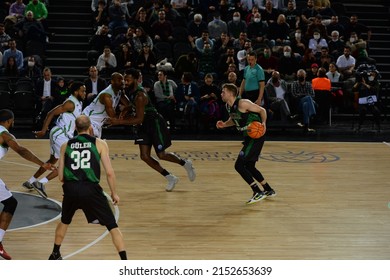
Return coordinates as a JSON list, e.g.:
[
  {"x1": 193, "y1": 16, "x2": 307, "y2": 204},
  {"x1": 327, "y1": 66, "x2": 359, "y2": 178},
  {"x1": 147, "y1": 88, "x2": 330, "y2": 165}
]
[
  {"x1": 165, "y1": 174, "x2": 179, "y2": 192},
  {"x1": 184, "y1": 160, "x2": 196, "y2": 181}
]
